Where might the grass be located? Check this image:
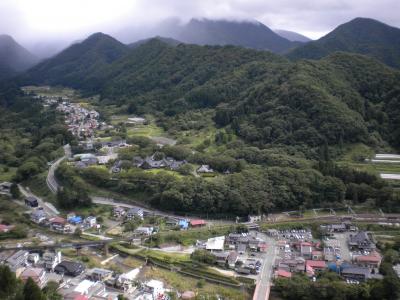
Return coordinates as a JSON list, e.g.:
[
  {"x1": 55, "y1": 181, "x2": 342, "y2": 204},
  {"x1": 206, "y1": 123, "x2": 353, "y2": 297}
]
[{"x1": 142, "y1": 266, "x2": 250, "y2": 299}]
